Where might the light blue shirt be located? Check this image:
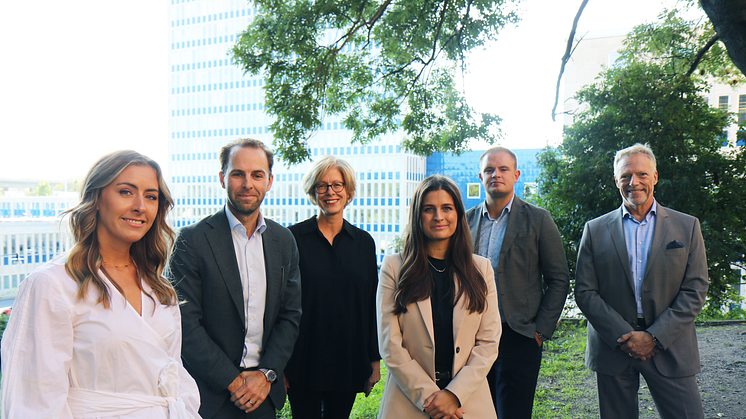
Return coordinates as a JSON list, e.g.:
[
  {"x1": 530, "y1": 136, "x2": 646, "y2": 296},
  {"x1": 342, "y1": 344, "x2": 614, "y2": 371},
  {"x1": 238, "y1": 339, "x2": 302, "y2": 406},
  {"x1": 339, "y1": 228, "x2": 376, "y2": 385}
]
[
  {"x1": 622, "y1": 200, "x2": 657, "y2": 317},
  {"x1": 476, "y1": 196, "x2": 514, "y2": 319},
  {"x1": 225, "y1": 205, "x2": 268, "y2": 368}
]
